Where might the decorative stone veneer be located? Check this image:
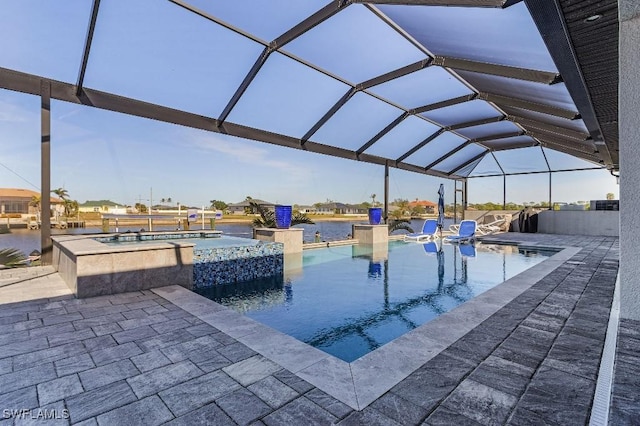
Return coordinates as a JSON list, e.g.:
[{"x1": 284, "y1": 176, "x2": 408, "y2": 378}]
[{"x1": 193, "y1": 242, "x2": 284, "y2": 288}]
